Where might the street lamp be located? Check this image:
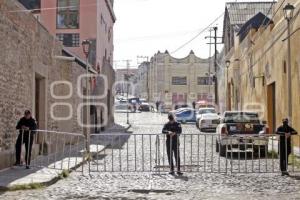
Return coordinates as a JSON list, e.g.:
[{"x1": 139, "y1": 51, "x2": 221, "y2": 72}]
[
  {"x1": 82, "y1": 39, "x2": 91, "y2": 153},
  {"x1": 225, "y1": 60, "x2": 231, "y2": 110},
  {"x1": 283, "y1": 3, "x2": 295, "y2": 21},
  {"x1": 283, "y1": 3, "x2": 295, "y2": 125}
]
